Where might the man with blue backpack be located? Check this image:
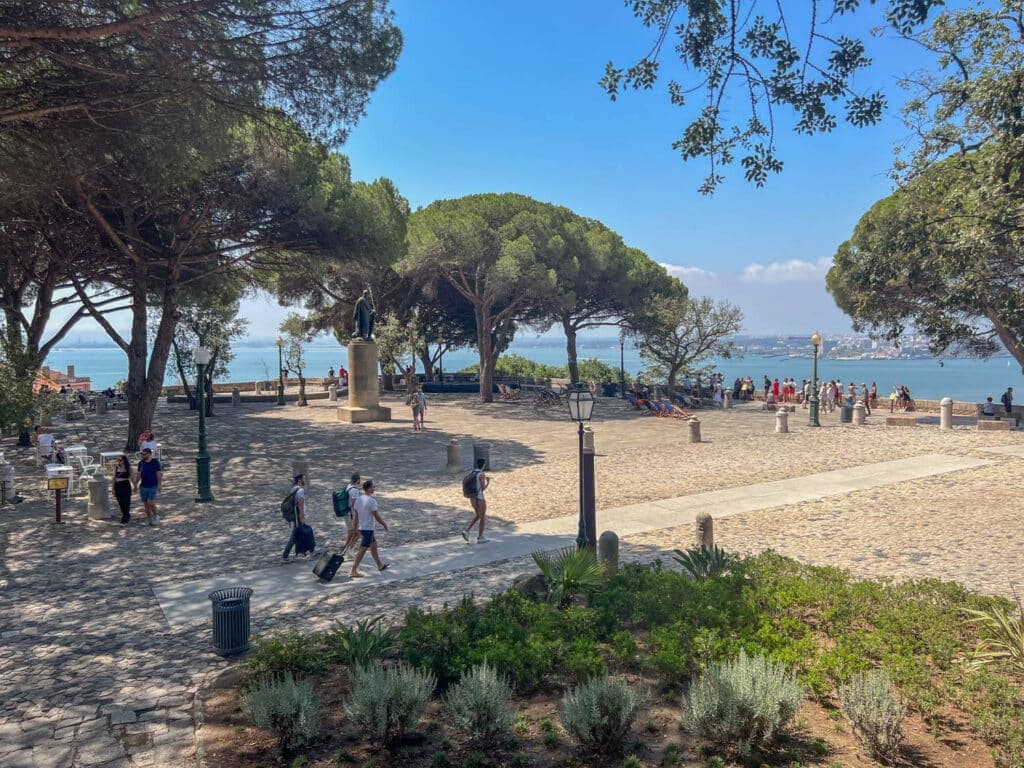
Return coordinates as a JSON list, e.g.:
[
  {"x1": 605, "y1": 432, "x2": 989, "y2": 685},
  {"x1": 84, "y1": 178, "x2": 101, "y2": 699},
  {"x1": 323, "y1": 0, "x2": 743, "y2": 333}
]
[{"x1": 332, "y1": 472, "x2": 362, "y2": 555}]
